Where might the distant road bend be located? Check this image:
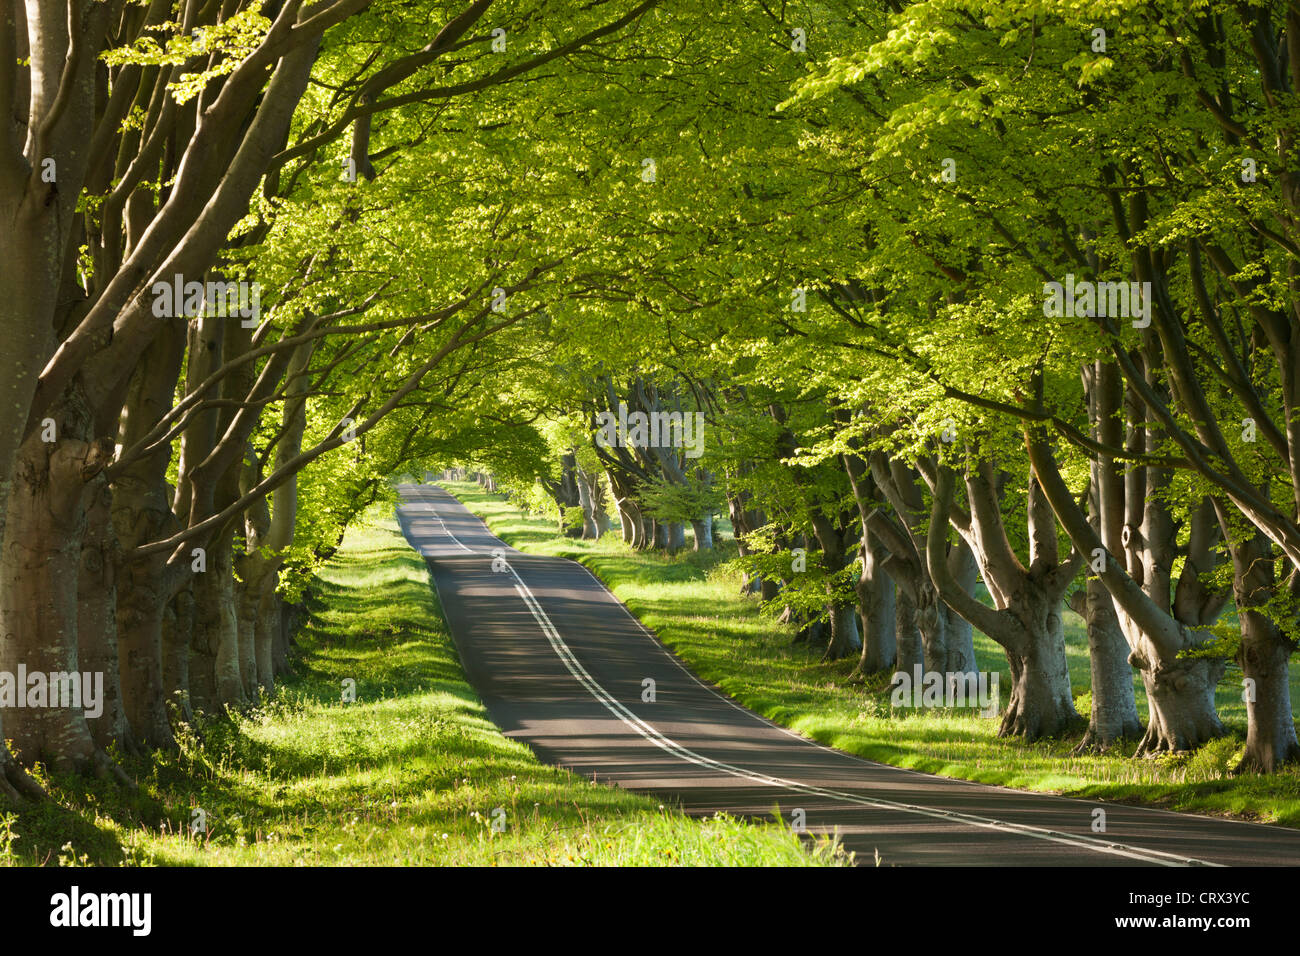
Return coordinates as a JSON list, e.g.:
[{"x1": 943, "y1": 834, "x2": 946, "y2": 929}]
[{"x1": 396, "y1": 483, "x2": 1300, "y2": 867}]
